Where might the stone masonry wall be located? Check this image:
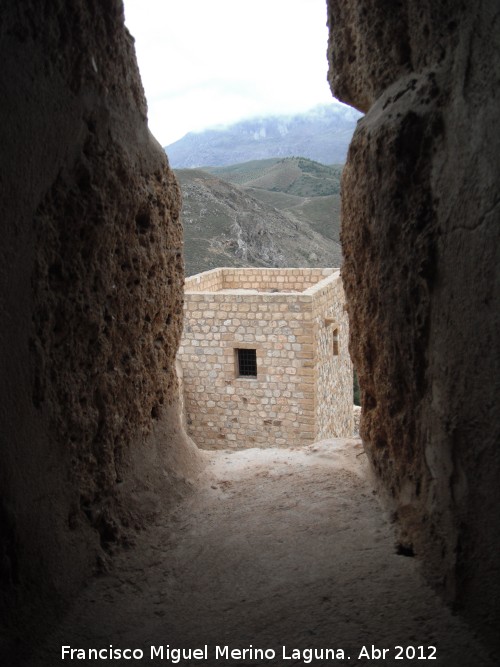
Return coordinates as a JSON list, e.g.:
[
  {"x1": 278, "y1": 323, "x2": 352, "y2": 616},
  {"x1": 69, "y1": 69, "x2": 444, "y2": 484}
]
[
  {"x1": 186, "y1": 267, "x2": 334, "y2": 293},
  {"x1": 313, "y1": 276, "x2": 353, "y2": 439},
  {"x1": 178, "y1": 268, "x2": 352, "y2": 449},
  {"x1": 184, "y1": 268, "x2": 225, "y2": 292}
]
